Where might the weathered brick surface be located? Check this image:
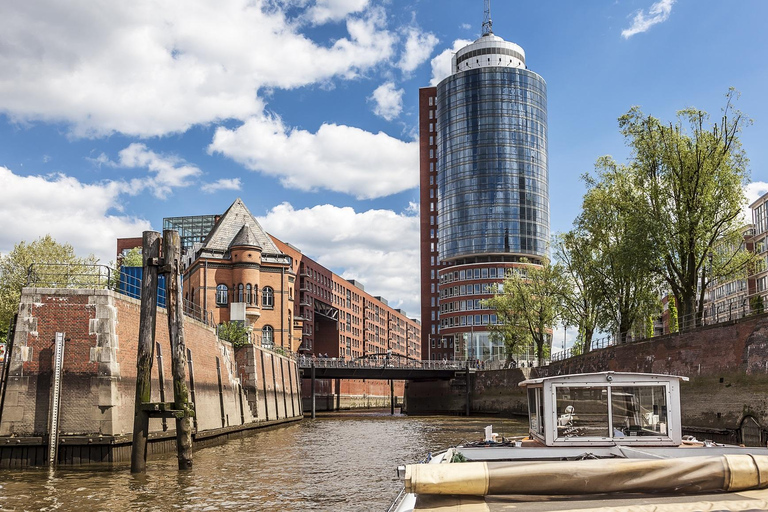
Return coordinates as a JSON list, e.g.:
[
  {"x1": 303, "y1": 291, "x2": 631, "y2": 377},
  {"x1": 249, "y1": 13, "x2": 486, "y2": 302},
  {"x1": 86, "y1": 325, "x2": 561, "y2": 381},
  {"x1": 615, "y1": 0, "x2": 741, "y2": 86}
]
[
  {"x1": 406, "y1": 313, "x2": 768, "y2": 434},
  {"x1": 1, "y1": 288, "x2": 302, "y2": 439}
]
